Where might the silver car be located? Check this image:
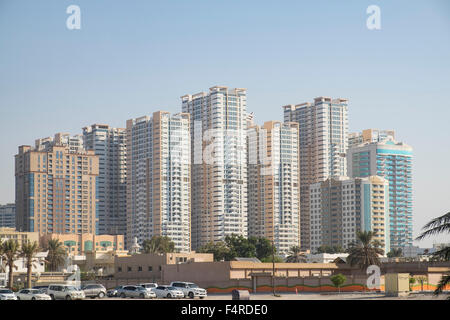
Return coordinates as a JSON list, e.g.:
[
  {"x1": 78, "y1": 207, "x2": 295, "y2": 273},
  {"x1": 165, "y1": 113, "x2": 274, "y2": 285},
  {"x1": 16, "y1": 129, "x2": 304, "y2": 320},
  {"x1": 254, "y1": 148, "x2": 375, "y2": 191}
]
[
  {"x1": 47, "y1": 284, "x2": 85, "y2": 300},
  {"x1": 16, "y1": 288, "x2": 51, "y2": 300},
  {"x1": 81, "y1": 284, "x2": 107, "y2": 299},
  {"x1": 117, "y1": 285, "x2": 154, "y2": 299}
]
